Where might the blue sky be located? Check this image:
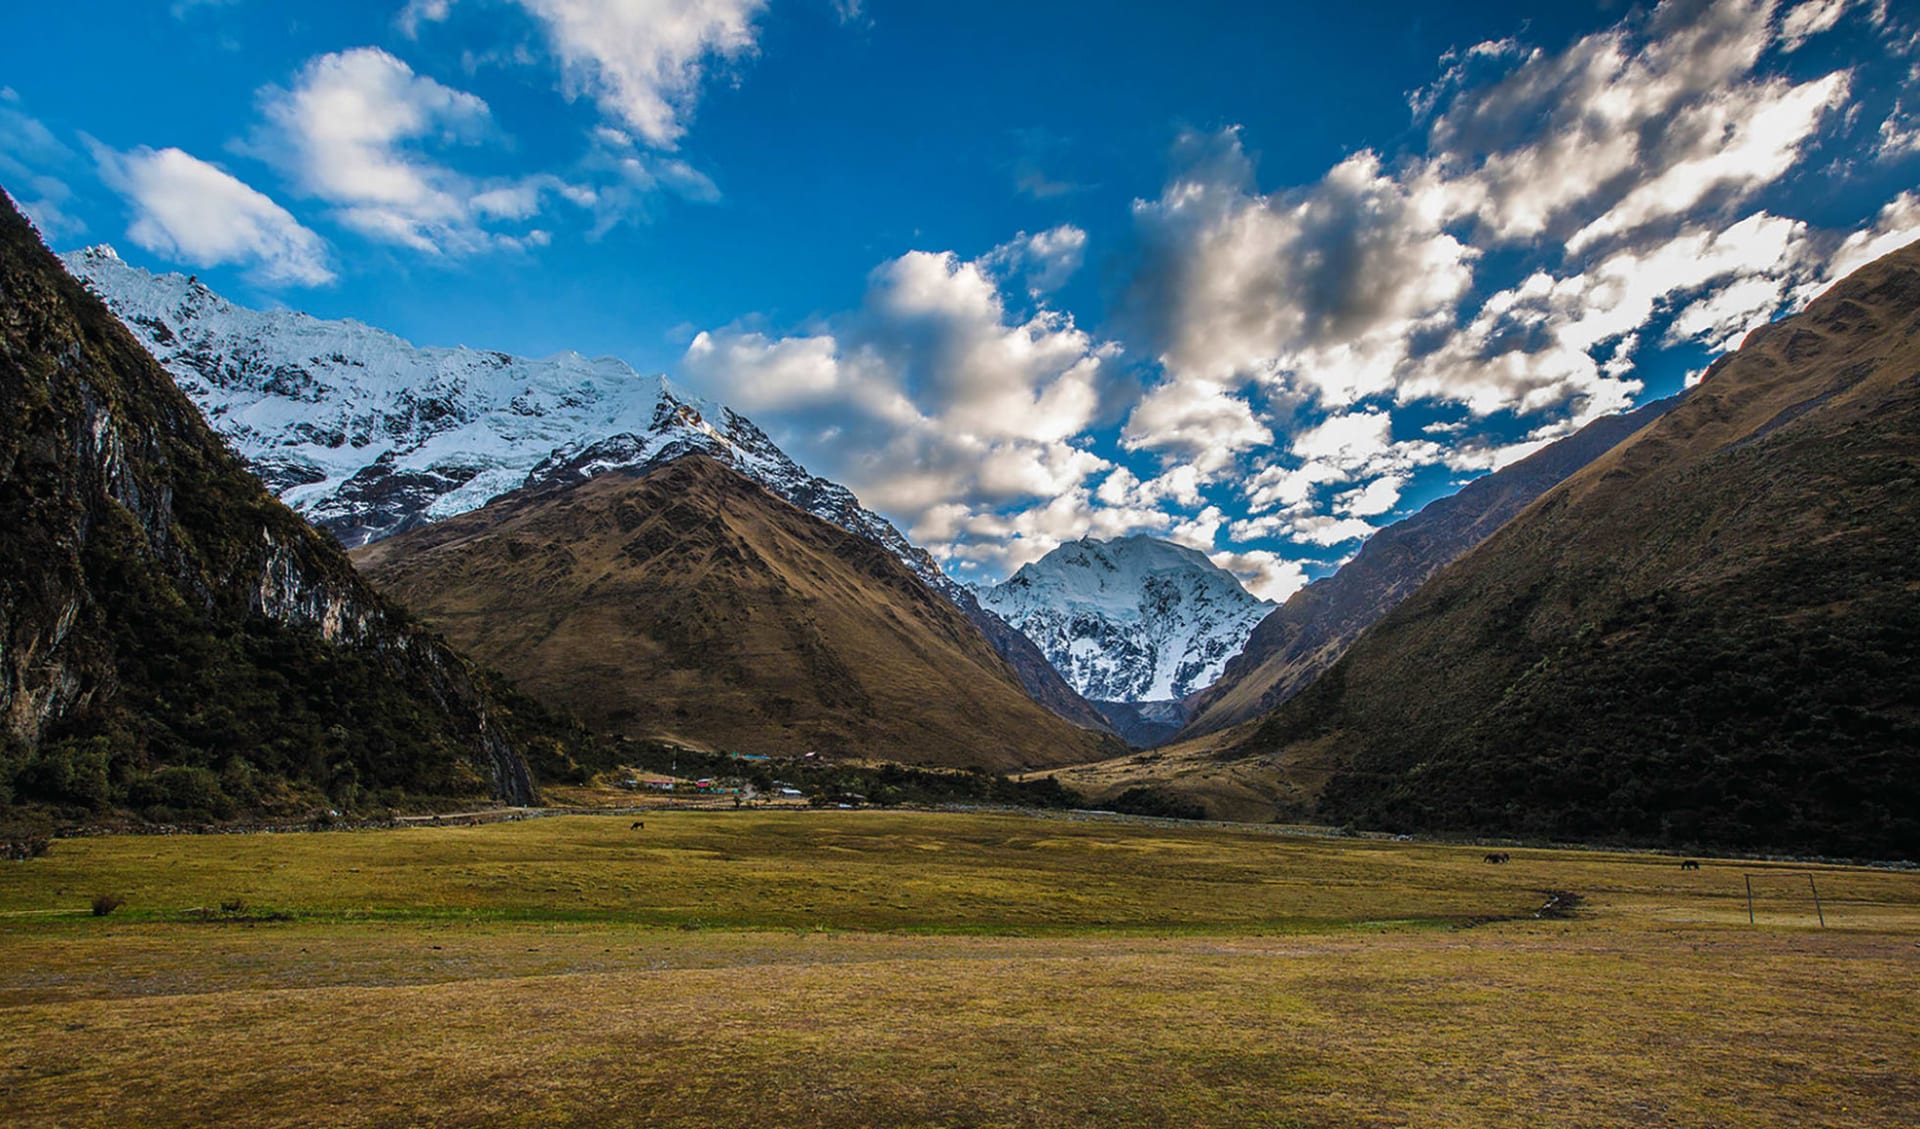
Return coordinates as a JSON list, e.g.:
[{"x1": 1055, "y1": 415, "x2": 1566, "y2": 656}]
[{"x1": 4, "y1": 0, "x2": 1918, "y2": 597}]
